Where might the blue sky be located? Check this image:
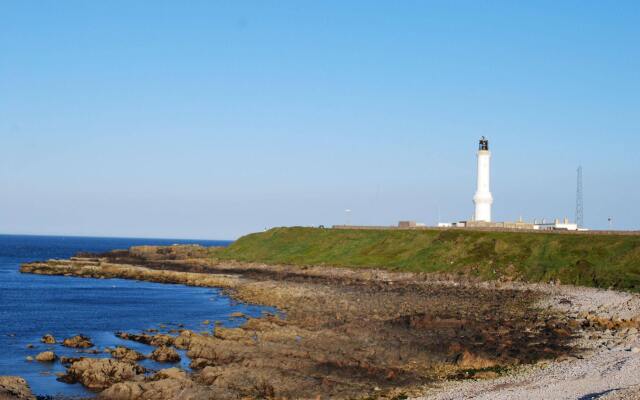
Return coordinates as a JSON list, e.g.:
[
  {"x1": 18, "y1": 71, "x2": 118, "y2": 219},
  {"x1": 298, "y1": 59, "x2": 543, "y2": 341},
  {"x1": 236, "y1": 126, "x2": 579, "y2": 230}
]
[{"x1": 1, "y1": 1, "x2": 638, "y2": 239}]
